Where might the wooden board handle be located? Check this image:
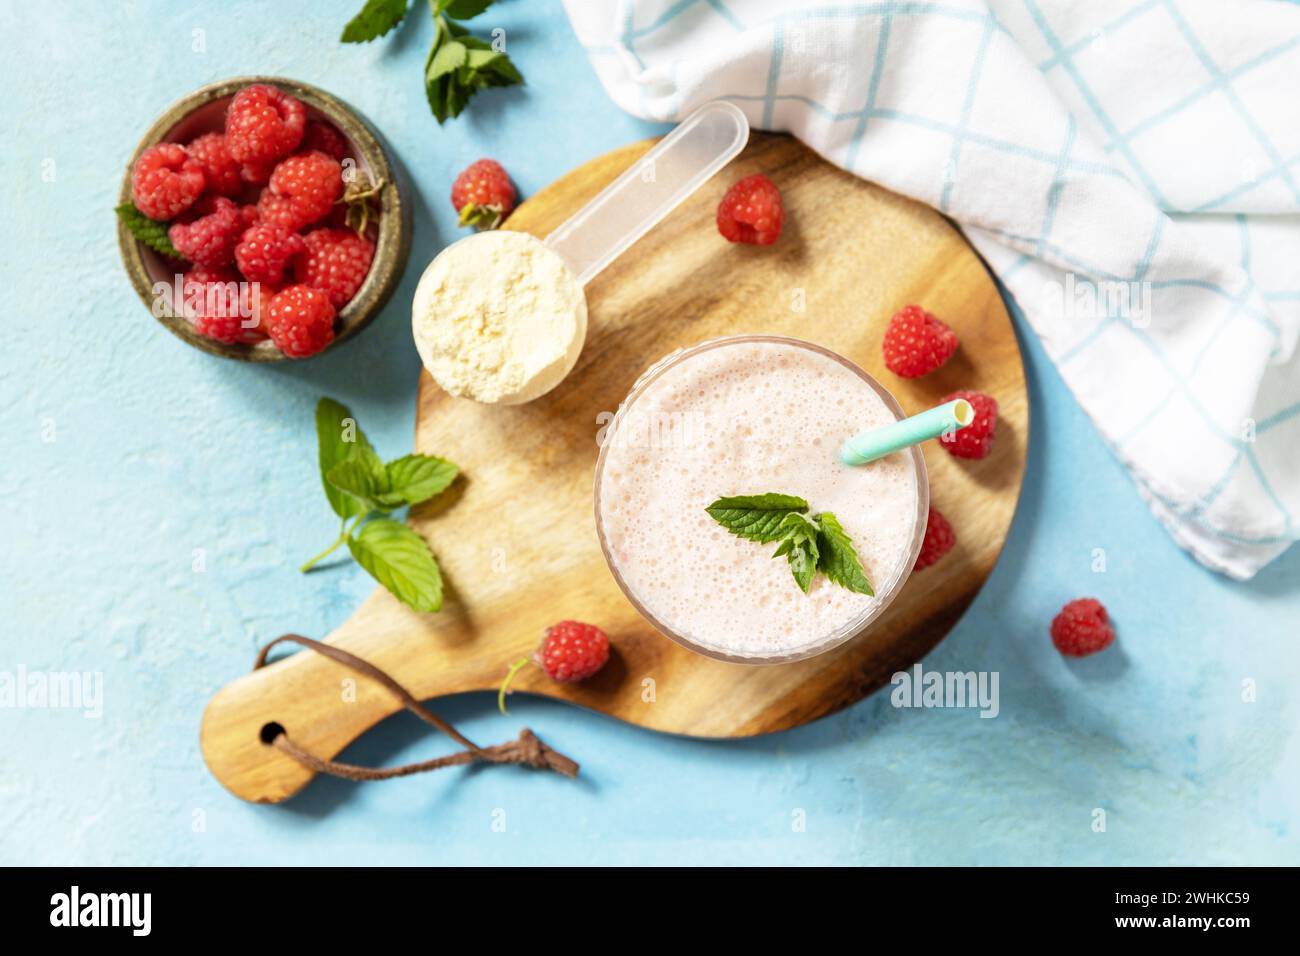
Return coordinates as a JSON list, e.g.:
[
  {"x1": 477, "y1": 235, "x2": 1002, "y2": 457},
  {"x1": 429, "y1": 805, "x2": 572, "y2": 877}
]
[
  {"x1": 200, "y1": 637, "x2": 380, "y2": 802},
  {"x1": 200, "y1": 590, "x2": 492, "y2": 803}
]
